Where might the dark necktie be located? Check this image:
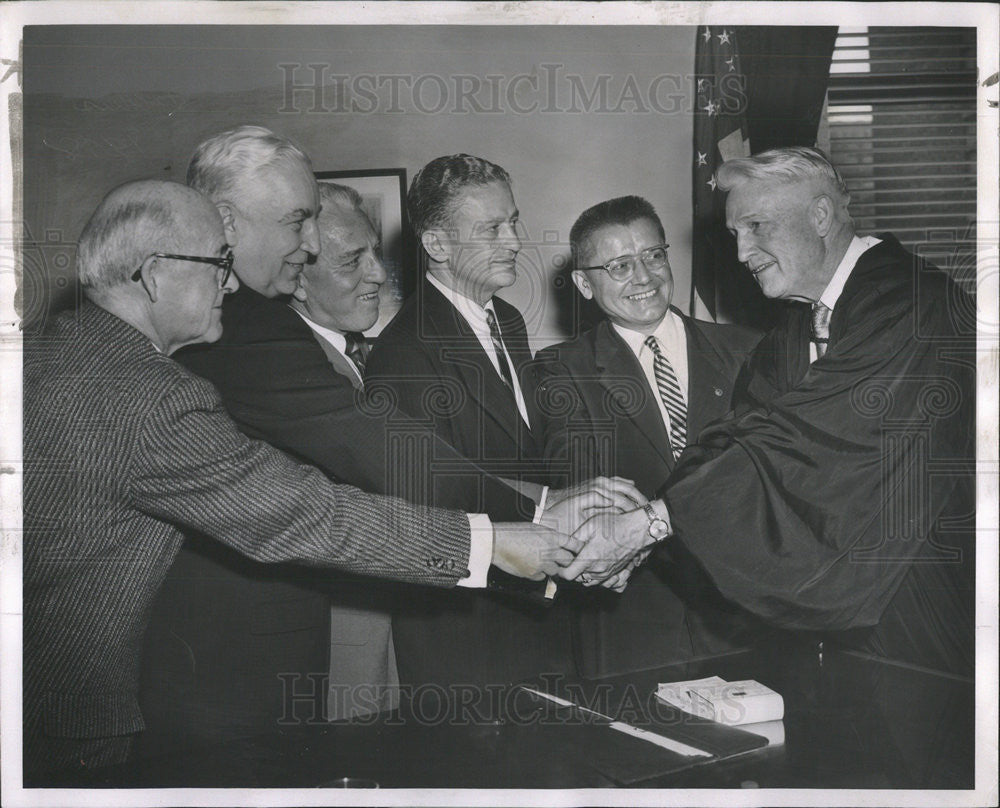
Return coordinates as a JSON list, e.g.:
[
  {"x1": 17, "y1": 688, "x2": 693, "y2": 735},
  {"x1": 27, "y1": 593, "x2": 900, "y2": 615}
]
[
  {"x1": 644, "y1": 335, "x2": 687, "y2": 460},
  {"x1": 485, "y1": 309, "x2": 516, "y2": 391},
  {"x1": 344, "y1": 331, "x2": 368, "y2": 376},
  {"x1": 810, "y1": 302, "x2": 832, "y2": 360}
]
